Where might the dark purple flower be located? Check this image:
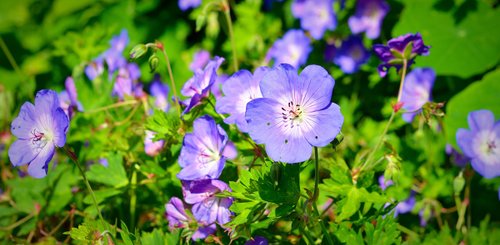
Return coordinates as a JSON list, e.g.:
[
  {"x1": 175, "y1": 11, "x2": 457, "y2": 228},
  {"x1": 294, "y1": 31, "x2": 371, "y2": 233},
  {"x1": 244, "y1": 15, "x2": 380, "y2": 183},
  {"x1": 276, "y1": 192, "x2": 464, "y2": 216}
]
[
  {"x1": 373, "y1": 33, "x2": 430, "y2": 77},
  {"x1": 266, "y1": 30, "x2": 312, "y2": 68},
  {"x1": 59, "y1": 77, "x2": 83, "y2": 119},
  {"x1": 85, "y1": 57, "x2": 104, "y2": 81},
  {"x1": 245, "y1": 236, "x2": 268, "y2": 245},
  {"x1": 190, "y1": 50, "x2": 211, "y2": 71},
  {"x1": 216, "y1": 67, "x2": 270, "y2": 133},
  {"x1": 245, "y1": 64, "x2": 344, "y2": 163},
  {"x1": 348, "y1": 0, "x2": 389, "y2": 39},
  {"x1": 177, "y1": 115, "x2": 237, "y2": 180},
  {"x1": 165, "y1": 197, "x2": 191, "y2": 230},
  {"x1": 333, "y1": 36, "x2": 370, "y2": 74},
  {"x1": 400, "y1": 68, "x2": 435, "y2": 122},
  {"x1": 145, "y1": 130, "x2": 164, "y2": 156},
  {"x1": 181, "y1": 57, "x2": 224, "y2": 114},
  {"x1": 183, "y1": 179, "x2": 233, "y2": 226},
  {"x1": 456, "y1": 110, "x2": 500, "y2": 178},
  {"x1": 291, "y1": 0, "x2": 336, "y2": 40},
  {"x1": 9, "y1": 90, "x2": 69, "y2": 178},
  {"x1": 446, "y1": 144, "x2": 470, "y2": 168},
  {"x1": 179, "y1": 0, "x2": 201, "y2": 11},
  {"x1": 150, "y1": 75, "x2": 170, "y2": 112}
]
